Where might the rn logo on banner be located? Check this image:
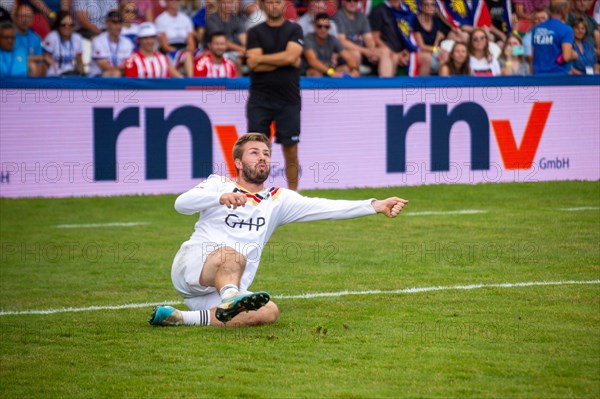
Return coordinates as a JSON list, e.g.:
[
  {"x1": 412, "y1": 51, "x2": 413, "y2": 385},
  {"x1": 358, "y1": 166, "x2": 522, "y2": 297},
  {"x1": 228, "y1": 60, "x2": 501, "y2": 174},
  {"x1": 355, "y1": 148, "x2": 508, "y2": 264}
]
[{"x1": 93, "y1": 106, "x2": 252, "y2": 182}]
